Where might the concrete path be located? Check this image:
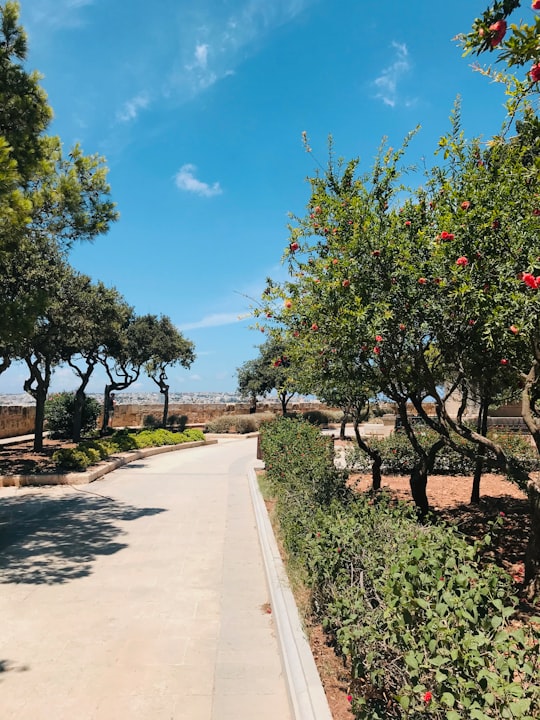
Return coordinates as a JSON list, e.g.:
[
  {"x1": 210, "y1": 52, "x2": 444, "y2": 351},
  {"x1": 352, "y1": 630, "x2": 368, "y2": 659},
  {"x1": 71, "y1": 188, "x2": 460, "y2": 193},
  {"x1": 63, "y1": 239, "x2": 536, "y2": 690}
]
[{"x1": 0, "y1": 437, "x2": 292, "y2": 720}]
